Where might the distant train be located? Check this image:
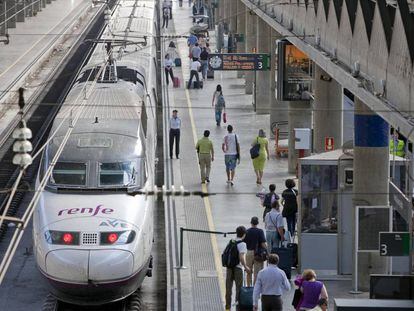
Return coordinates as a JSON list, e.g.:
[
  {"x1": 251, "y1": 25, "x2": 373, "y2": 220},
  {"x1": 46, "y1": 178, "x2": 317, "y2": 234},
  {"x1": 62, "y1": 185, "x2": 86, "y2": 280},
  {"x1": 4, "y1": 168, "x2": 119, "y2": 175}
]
[{"x1": 33, "y1": 0, "x2": 158, "y2": 305}]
